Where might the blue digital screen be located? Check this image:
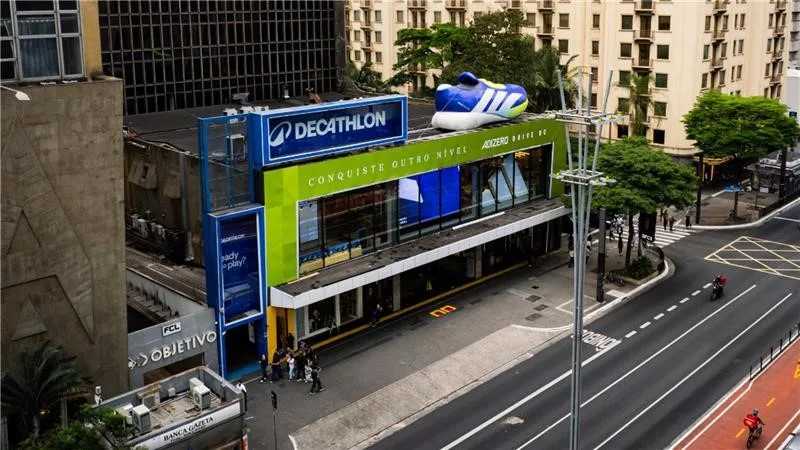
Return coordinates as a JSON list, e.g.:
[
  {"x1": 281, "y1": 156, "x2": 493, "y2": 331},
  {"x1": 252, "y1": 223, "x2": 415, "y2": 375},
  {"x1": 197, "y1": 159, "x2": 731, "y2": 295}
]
[
  {"x1": 254, "y1": 96, "x2": 408, "y2": 166},
  {"x1": 219, "y1": 214, "x2": 260, "y2": 321},
  {"x1": 399, "y1": 167, "x2": 460, "y2": 226}
]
